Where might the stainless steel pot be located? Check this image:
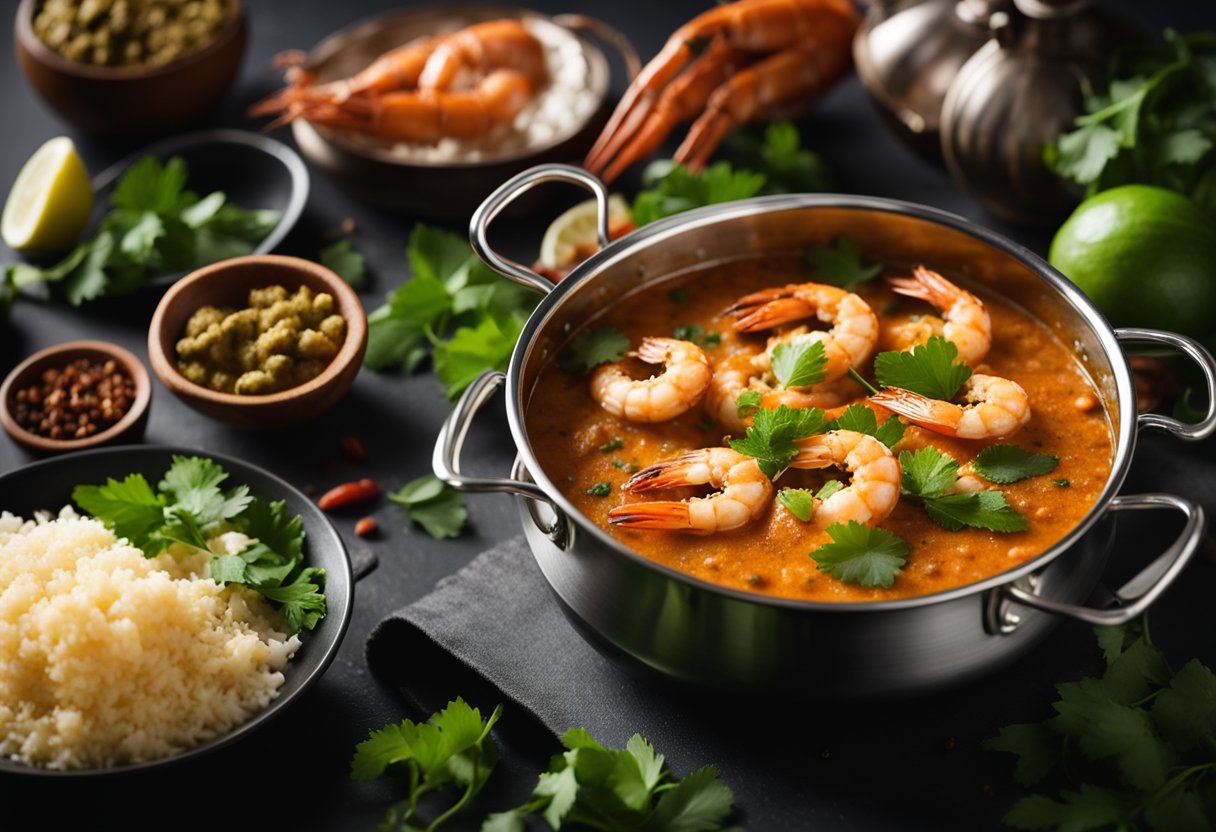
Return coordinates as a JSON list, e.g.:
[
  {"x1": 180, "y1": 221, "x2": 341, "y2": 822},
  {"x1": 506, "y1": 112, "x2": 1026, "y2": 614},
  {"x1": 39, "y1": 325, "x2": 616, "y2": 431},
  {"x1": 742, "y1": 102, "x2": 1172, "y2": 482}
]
[{"x1": 434, "y1": 163, "x2": 1216, "y2": 696}]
